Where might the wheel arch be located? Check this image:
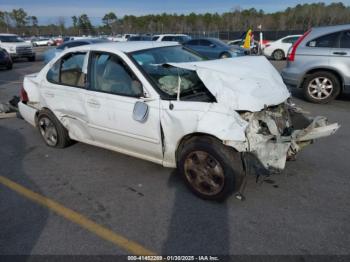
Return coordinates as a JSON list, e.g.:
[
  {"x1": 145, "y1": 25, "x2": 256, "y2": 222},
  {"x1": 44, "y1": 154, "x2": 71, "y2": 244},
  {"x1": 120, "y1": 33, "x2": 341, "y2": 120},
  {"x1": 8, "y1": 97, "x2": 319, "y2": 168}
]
[
  {"x1": 174, "y1": 132, "x2": 243, "y2": 165},
  {"x1": 35, "y1": 107, "x2": 53, "y2": 126}
]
